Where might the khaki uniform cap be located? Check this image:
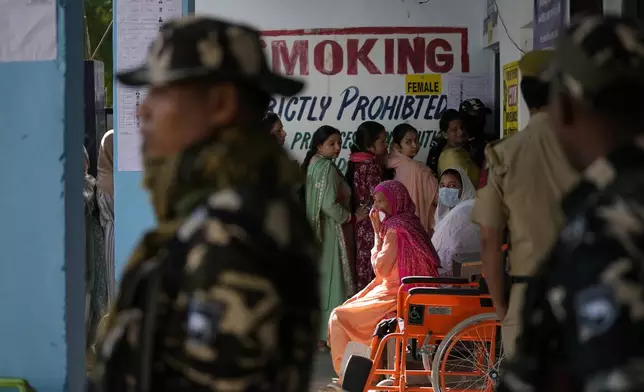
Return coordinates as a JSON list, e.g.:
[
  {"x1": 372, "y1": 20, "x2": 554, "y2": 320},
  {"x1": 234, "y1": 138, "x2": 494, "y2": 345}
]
[{"x1": 518, "y1": 50, "x2": 553, "y2": 78}]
